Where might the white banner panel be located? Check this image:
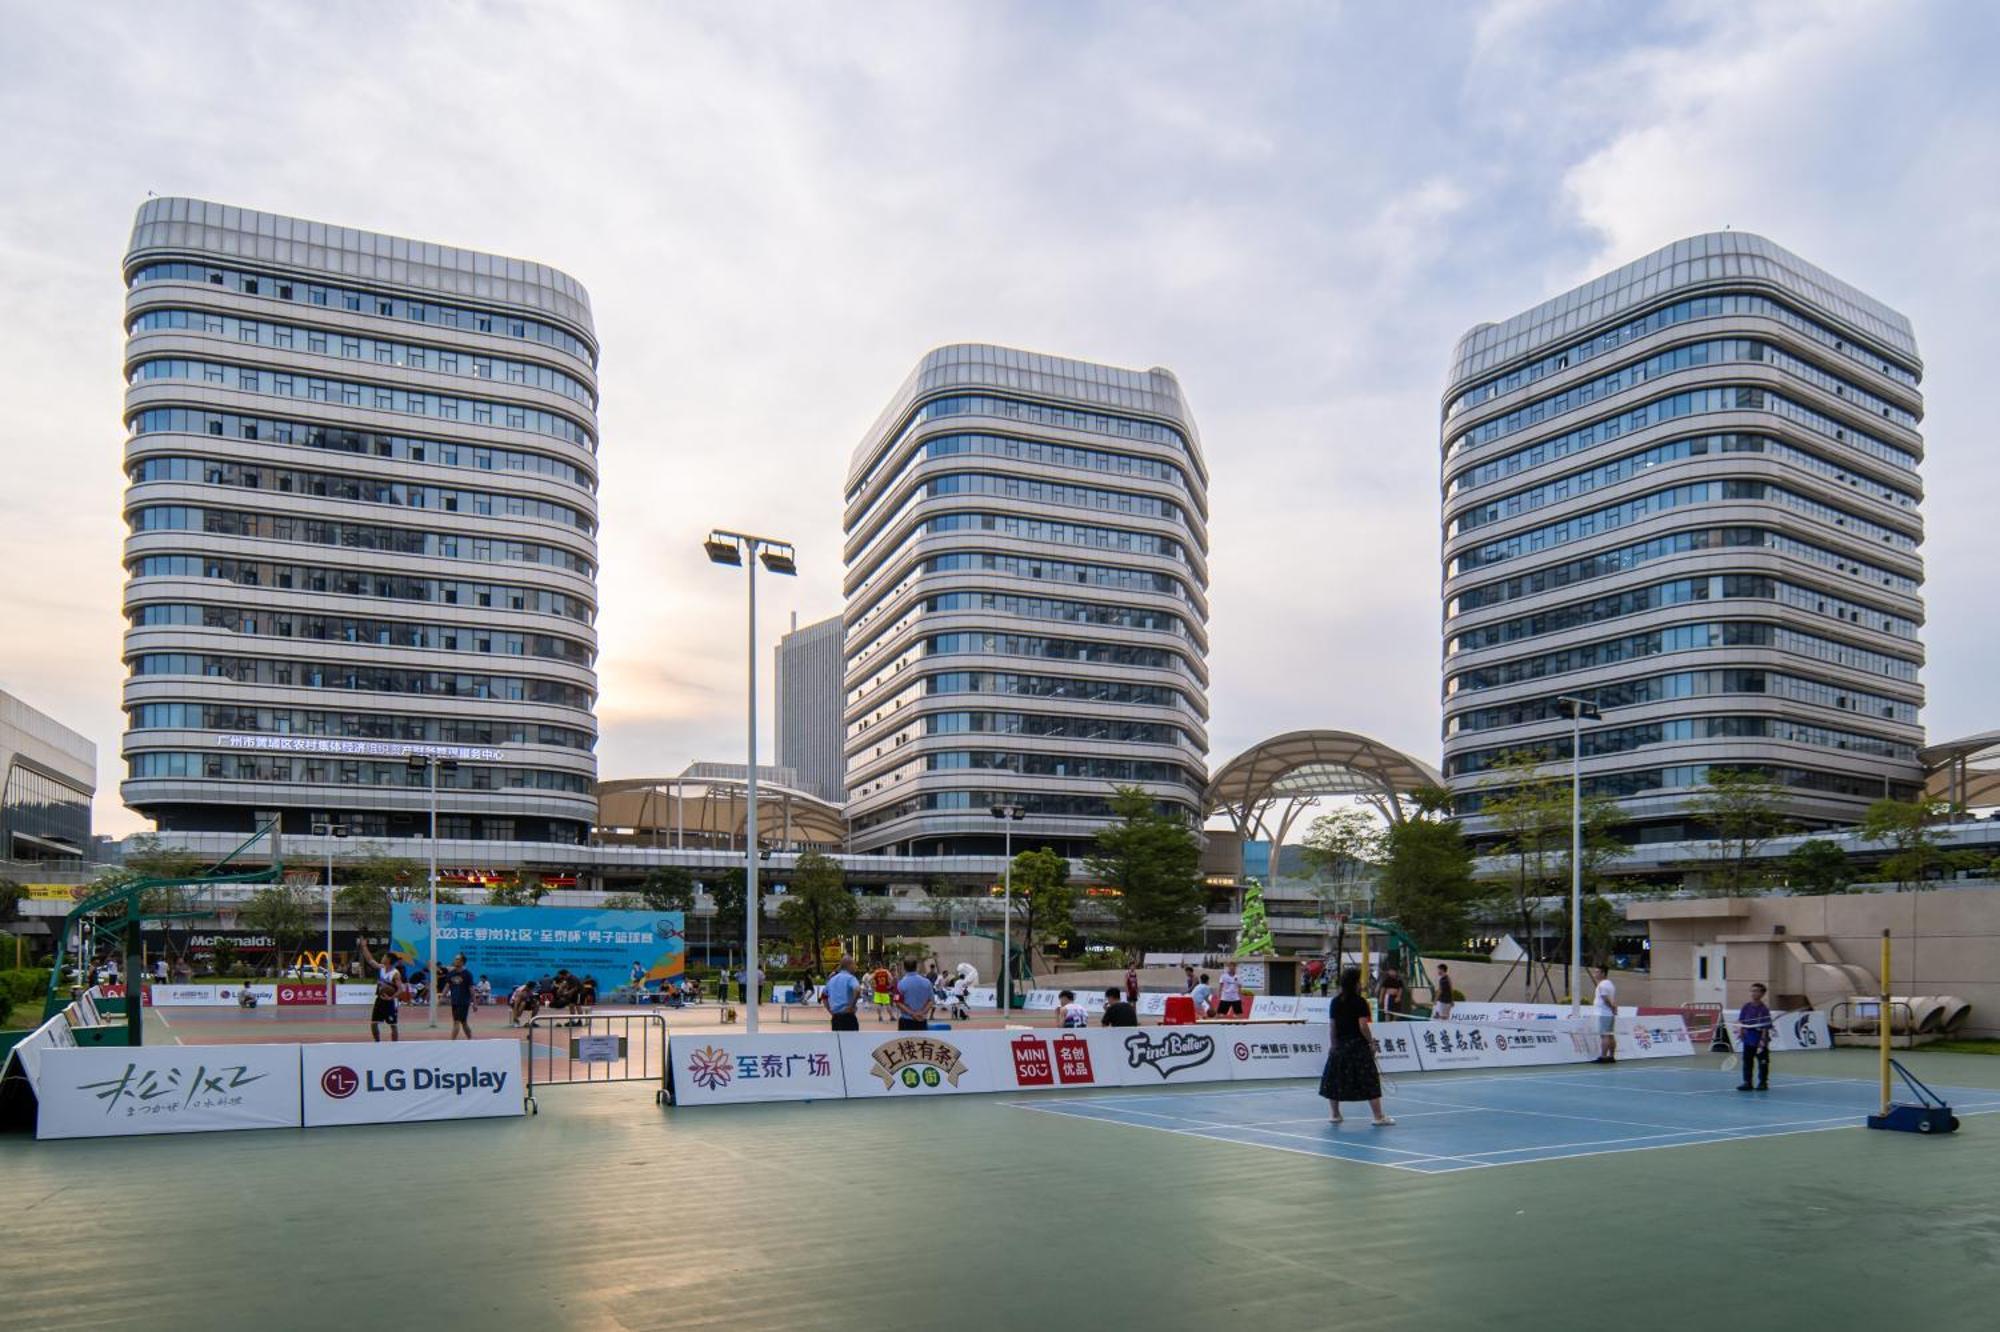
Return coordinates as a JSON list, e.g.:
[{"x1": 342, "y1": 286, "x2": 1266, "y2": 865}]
[
  {"x1": 6, "y1": 1014, "x2": 77, "y2": 1092},
  {"x1": 673, "y1": 1033, "x2": 846, "y2": 1105},
  {"x1": 1222, "y1": 1026, "x2": 1330, "y2": 1080},
  {"x1": 149, "y1": 985, "x2": 226, "y2": 1007},
  {"x1": 839, "y1": 1030, "x2": 1001, "y2": 1098},
  {"x1": 301, "y1": 1040, "x2": 521, "y2": 1126},
  {"x1": 967, "y1": 986, "x2": 998, "y2": 1010},
  {"x1": 336, "y1": 984, "x2": 377, "y2": 1005},
  {"x1": 1020, "y1": 990, "x2": 1061, "y2": 1012},
  {"x1": 1297, "y1": 996, "x2": 1332, "y2": 1023},
  {"x1": 1616, "y1": 1015, "x2": 1694, "y2": 1059},
  {"x1": 1136, "y1": 992, "x2": 1171, "y2": 1017},
  {"x1": 1730, "y1": 1010, "x2": 1832, "y2": 1053},
  {"x1": 1248, "y1": 996, "x2": 1301, "y2": 1020},
  {"x1": 36, "y1": 1044, "x2": 302, "y2": 1139},
  {"x1": 1415, "y1": 1020, "x2": 1590, "y2": 1070},
  {"x1": 994, "y1": 1029, "x2": 1132, "y2": 1091},
  {"x1": 1107, "y1": 1028, "x2": 1234, "y2": 1085}
]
